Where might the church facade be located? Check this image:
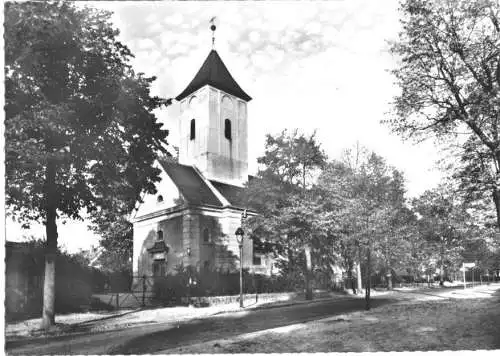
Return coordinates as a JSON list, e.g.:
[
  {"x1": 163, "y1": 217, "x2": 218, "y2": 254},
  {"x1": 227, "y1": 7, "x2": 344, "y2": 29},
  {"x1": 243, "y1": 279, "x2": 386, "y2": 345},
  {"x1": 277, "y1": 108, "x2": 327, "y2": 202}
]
[{"x1": 132, "y1": 49, "x2": 273, "y2": 278}]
